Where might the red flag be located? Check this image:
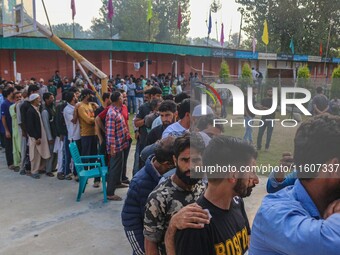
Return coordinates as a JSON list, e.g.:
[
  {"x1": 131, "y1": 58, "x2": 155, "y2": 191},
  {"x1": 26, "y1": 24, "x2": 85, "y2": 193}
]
[
  {"x1": 107, "y1": 0, "x2": 114, "y2": 22},
  {"x1": 319, "y1": 42, "x2": 323, "y2": 56},
  {"x1": 177, "y1": 4, "x2": 182, "y2": 30},
  {"x1": 71, "y1": 0, "x2": 76, "y2": 20},
  {"x1": 220, "y1": 23, "x2": 224, "y2": 46}
]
